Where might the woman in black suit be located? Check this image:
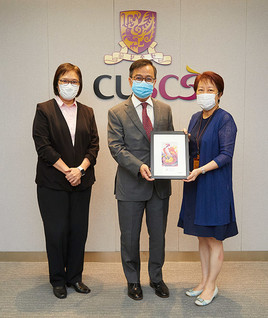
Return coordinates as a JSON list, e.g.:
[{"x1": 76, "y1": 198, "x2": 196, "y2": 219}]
[{"x1": 33, "y1": 63, "x2": 99, "y2": 299}]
